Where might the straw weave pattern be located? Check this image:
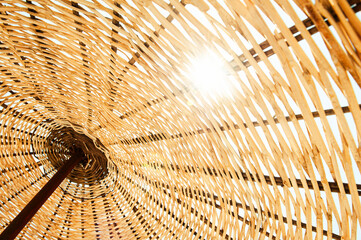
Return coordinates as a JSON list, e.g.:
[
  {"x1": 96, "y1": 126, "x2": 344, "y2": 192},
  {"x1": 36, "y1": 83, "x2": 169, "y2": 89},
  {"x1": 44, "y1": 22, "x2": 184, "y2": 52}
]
[{"x1": 0, "y1": 0, "x2": 361, "y2": 239}]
